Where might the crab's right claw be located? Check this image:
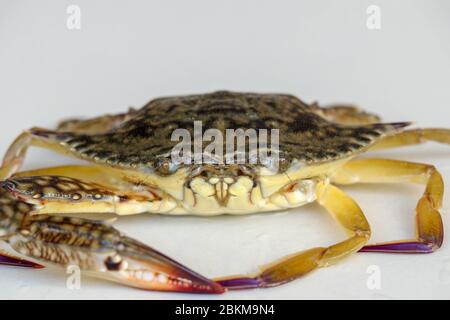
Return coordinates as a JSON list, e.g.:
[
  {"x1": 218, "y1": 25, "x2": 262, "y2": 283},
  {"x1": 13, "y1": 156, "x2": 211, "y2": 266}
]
[
  {"x1": 6, "y1": 215, "x2": 224, "y2": 294},
  {"x1": 102, "y1": 235, "x2": 225, "y2": 293}
]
